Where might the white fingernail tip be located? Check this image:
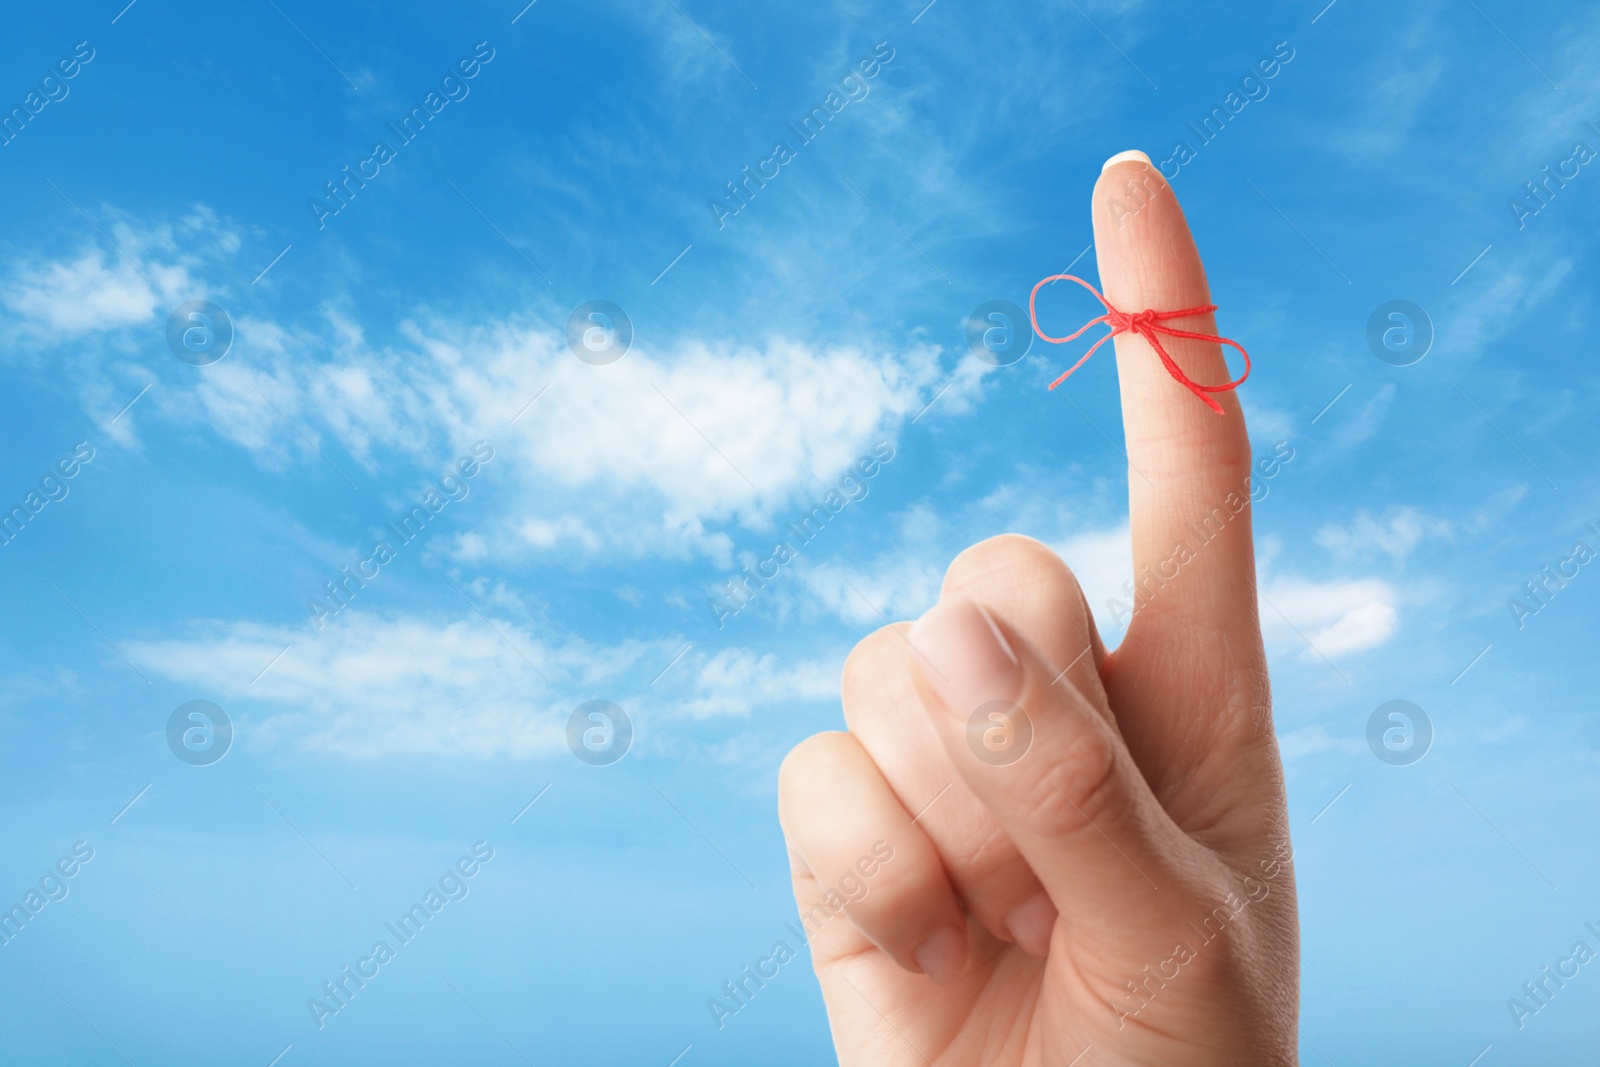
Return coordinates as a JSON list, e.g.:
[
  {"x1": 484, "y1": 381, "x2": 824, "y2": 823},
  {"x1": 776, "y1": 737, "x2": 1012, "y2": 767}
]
[{"x1": 1102, "y1": 149, "x2": 1152, "y2": 172}]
